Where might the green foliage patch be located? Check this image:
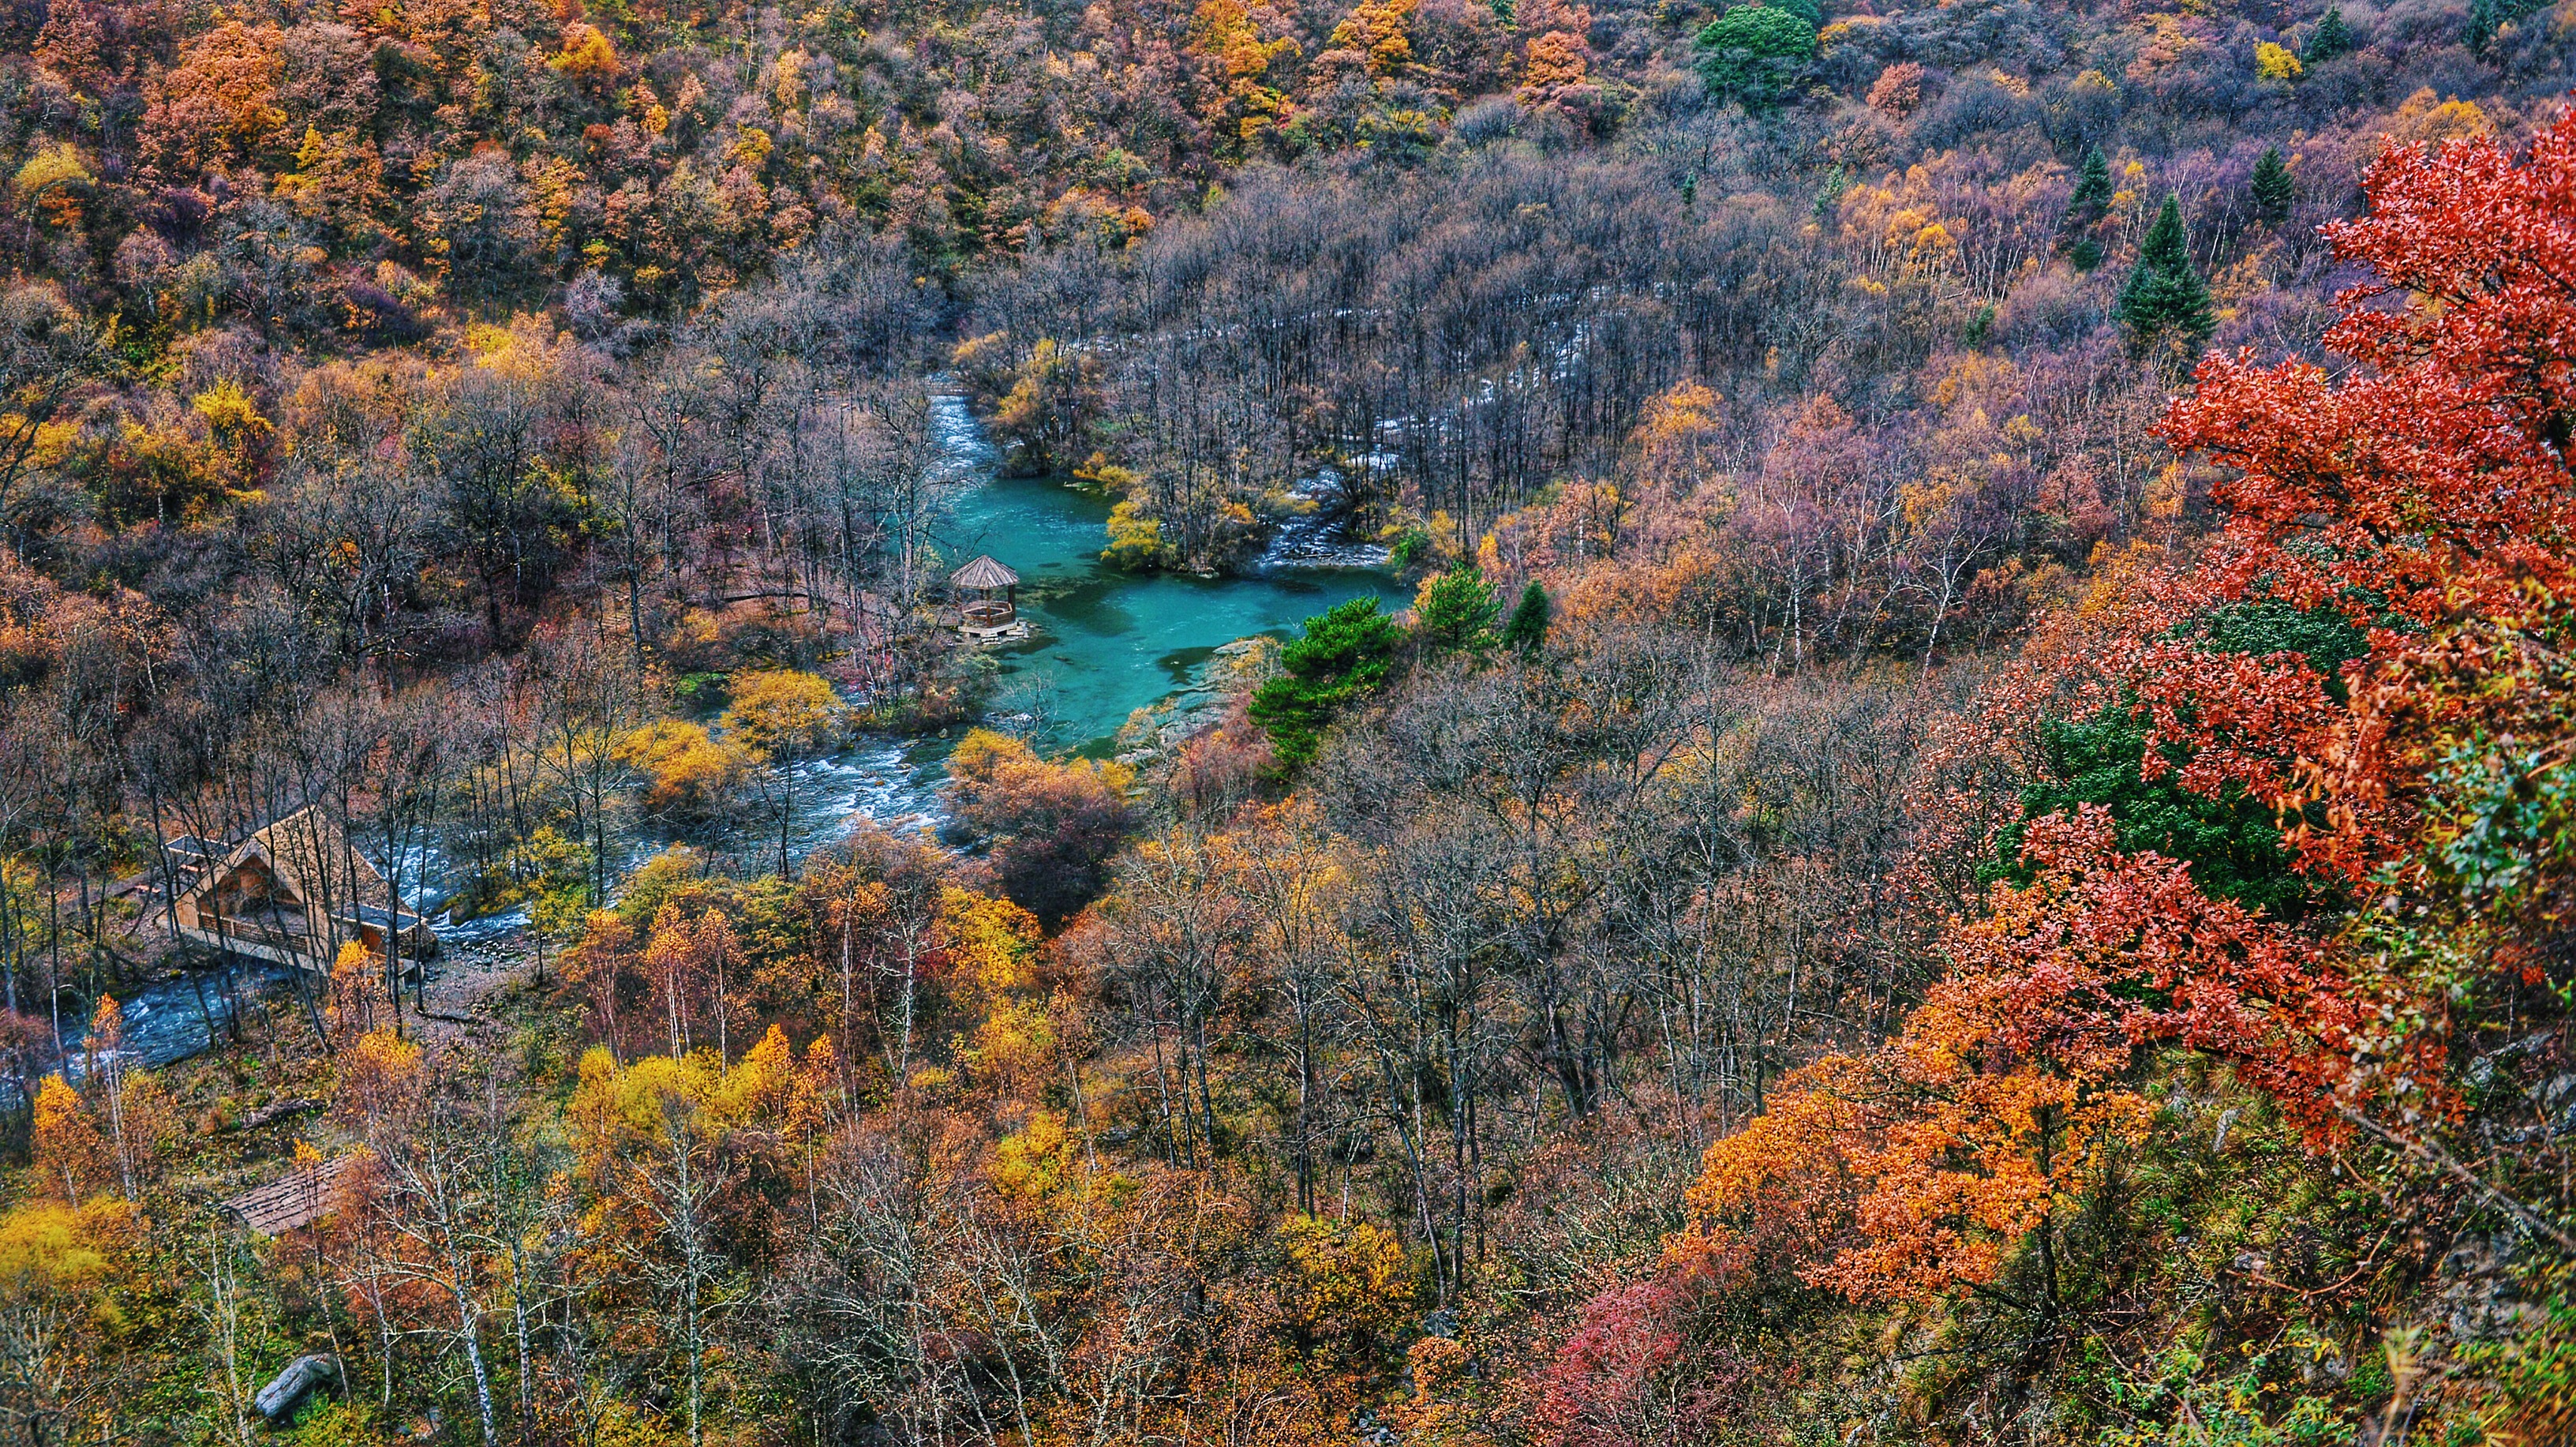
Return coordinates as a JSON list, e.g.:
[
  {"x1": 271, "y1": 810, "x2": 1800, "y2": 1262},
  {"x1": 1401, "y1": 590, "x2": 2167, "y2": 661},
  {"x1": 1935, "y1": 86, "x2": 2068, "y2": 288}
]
[{"x1": 1249, "y1": 598, "x2": 1403, "y2": 770}]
